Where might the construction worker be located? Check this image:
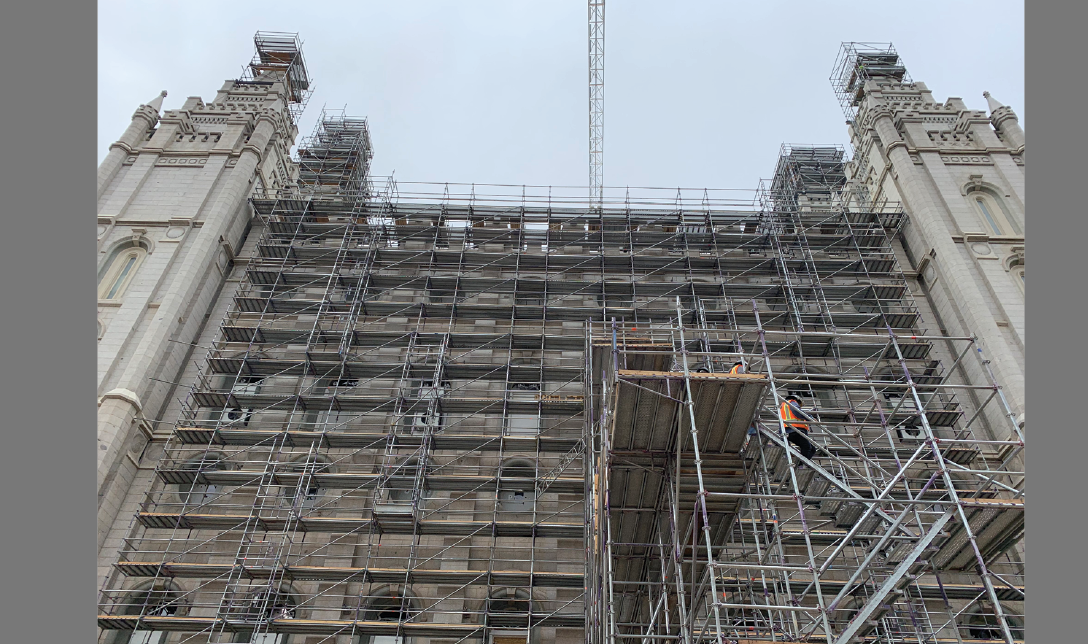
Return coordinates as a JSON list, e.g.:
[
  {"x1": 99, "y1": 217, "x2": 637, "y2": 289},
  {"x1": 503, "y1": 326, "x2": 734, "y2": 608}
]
[
  {"x1": 780, "y1": 395, "x2": 817, "y2": 461},
  {"x1": 729, "y1": 361, "x2": 746, "y2": 375}
]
